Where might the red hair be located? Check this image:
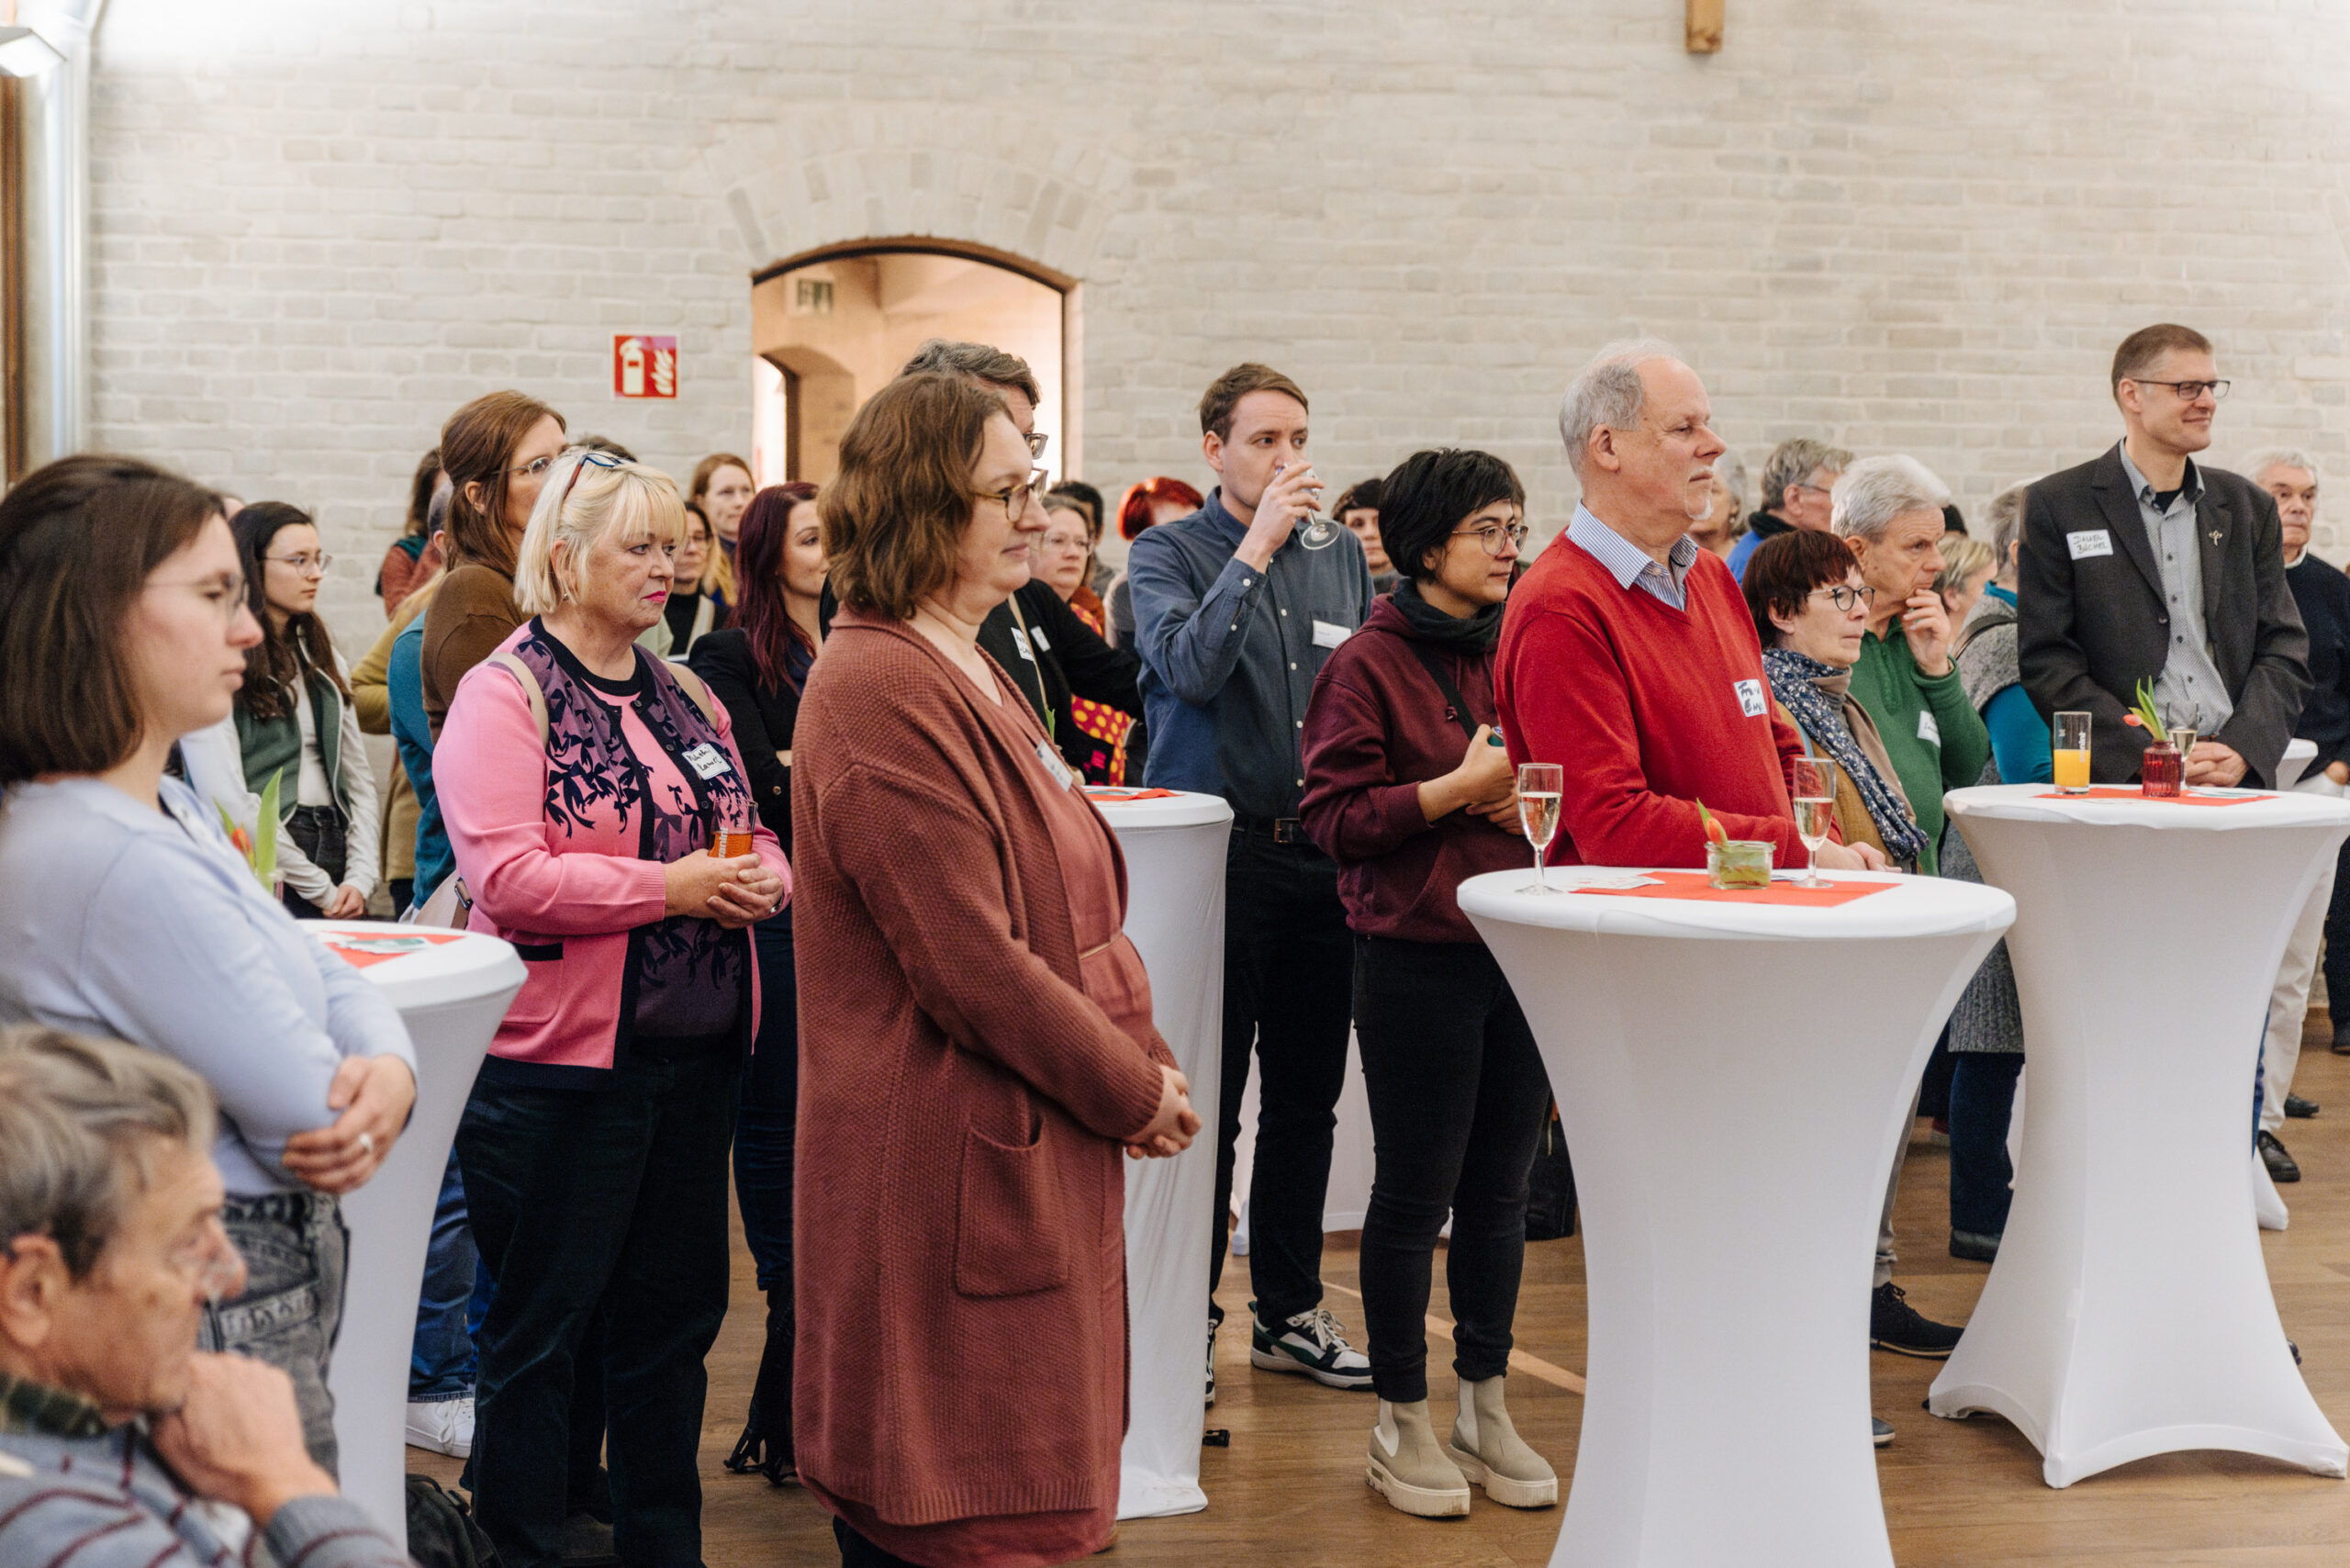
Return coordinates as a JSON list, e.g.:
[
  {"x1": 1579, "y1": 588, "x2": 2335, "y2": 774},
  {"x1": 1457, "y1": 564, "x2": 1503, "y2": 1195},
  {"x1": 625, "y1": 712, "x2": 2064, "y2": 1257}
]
[
  {"x1": 1117, "y1": 476, "x2": 1204, "y2": 542},
  {"x1": 736, "y1": 481, "x2": 822, "y2": 689}
]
